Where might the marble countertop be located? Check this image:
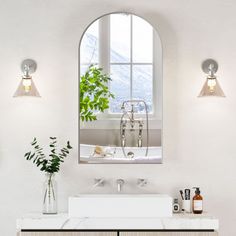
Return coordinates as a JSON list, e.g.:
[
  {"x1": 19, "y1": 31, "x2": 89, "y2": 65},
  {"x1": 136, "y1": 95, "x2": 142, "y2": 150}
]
[{"x1": 17, "y1": 213, "x2": 219, "y2": 230}]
